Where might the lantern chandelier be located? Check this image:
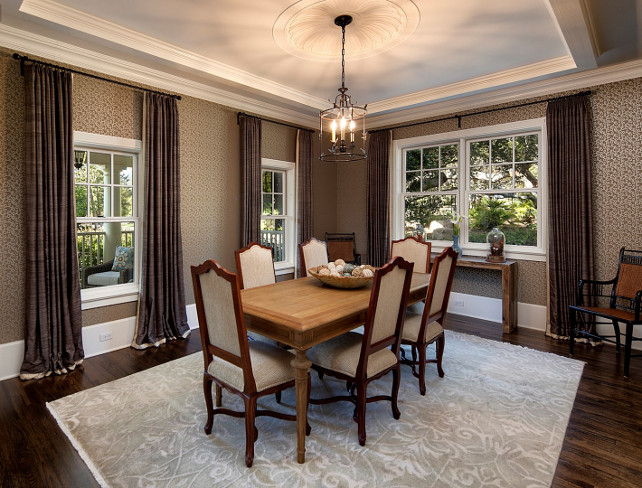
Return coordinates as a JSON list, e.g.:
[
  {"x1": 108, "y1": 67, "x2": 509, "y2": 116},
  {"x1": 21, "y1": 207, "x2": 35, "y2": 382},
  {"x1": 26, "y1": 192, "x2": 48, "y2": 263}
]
[{"x1": 319, "y1": 15, "x2": 367, "y2": 162}]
